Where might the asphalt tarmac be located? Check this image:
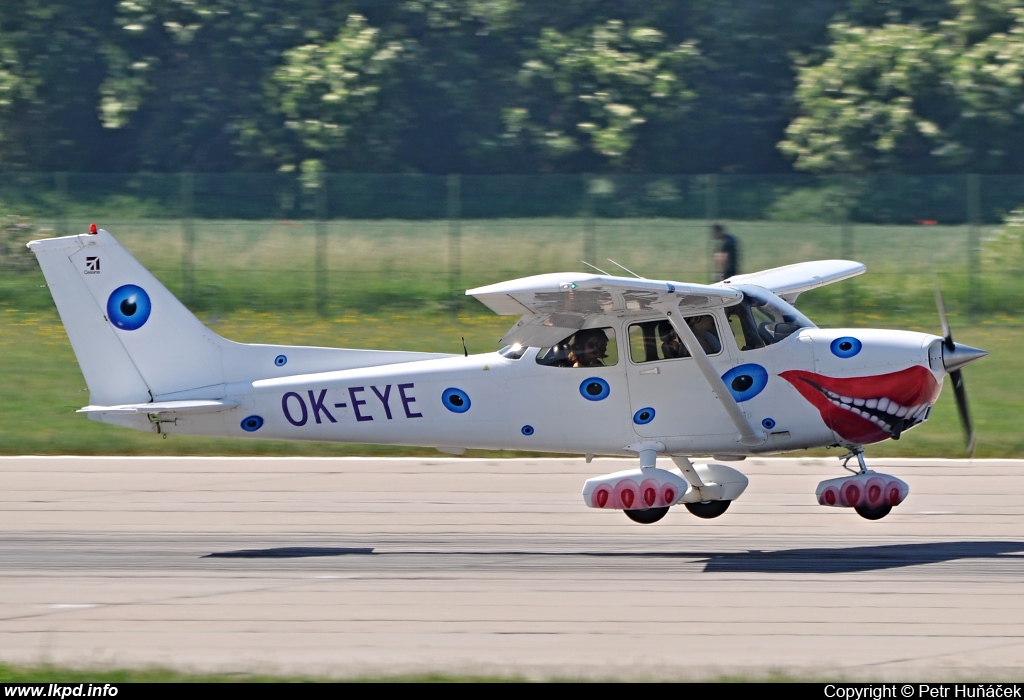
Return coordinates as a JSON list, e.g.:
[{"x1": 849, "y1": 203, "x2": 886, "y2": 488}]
[{"x1": 1, "y1": 455, "x2": 1023, "y2": 680}]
